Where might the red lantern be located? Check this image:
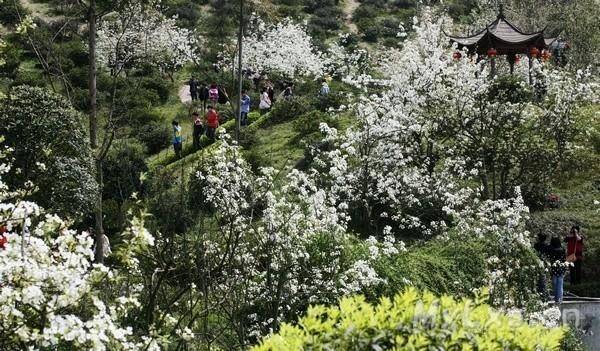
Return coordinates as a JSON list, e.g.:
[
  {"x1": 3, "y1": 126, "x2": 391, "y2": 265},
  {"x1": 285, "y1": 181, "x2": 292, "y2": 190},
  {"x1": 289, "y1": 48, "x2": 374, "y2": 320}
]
[
  {"x1": 487, "y1": 48, "x2": 497, "y2": 58},
  {"x1": 541, "y1": 49, "x2": 551, "y2": 61},
  {"x1": 514, "y1": 55, "x2": 521, "y2": 64},
  {"x1": 453, "y1": 51, "x2": 462, "y2": 60},
  {"x1": 530, "y1": 47, "x2": 540, "y2": 58}
]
